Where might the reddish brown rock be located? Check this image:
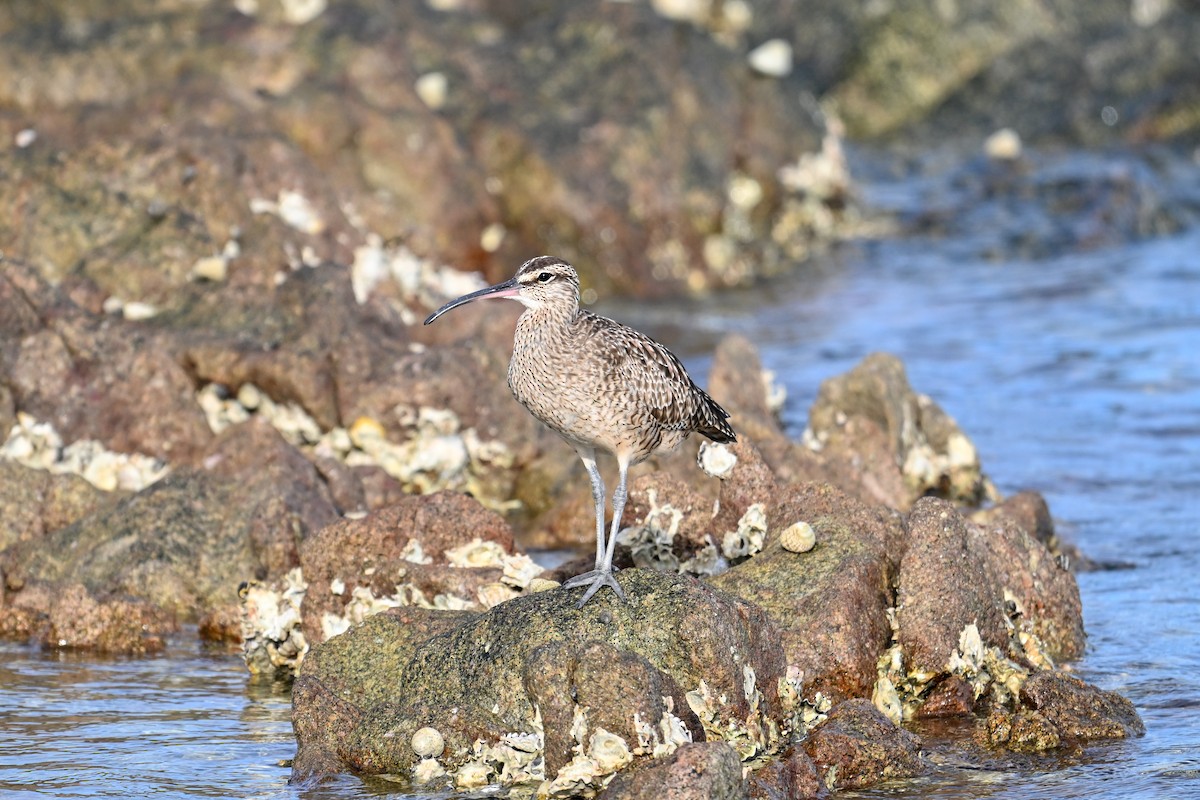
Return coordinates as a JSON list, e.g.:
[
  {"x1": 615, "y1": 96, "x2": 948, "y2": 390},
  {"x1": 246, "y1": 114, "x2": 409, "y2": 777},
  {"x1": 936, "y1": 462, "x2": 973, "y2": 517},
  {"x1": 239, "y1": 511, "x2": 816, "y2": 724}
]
[
  {"x1": 43, "y1": 583, "x2": 177, "y2": 654},
  {"x1": 806, "y1": 353, "x2": 989, "y2": 509},
  {"x1": 298, "y1": 491, "x2": 516, "y2": 645},
  {"x1": 3, "y1": 418, "x2": 337, "y2": 621},
  {"x1": 598, "y1": 742, "x2": 747, "y2": 800},
  {"x1": 803, "y1": 699, "x2": 925, "y2": 790},
  {"x1": 0, "y1": 264, "x2": 214, "y2": 462},
  {"x1": 974, "y1": 513, "x2": 1085, "y2": 661},
  {"x1": 712, "y1": 482, "x2": 901, "y2": 701},
  {"x1": 916, "y1": 675, "x2": 977, "y2": 719},
  {"x1": 896, "y1": 498, "x2": 1010, "y2": 675},
  {"x1": 1018, "y1": 671, "x2": 1145, "y2": 741},
  {"x1": 198, "y1": 603, "x2": 243, "y2": 645},
  {"x1": 747, "y1": 745, "x2": 822, "y2": 800}
]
